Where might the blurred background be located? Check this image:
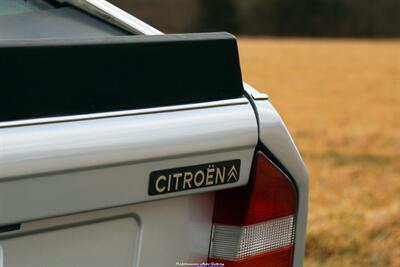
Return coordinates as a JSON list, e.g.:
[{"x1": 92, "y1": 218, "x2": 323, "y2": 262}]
[
  {"x1": 111, "y1": 1, "x2": 400, "y2": 267},
  {"x1": 108, "y1": 0, "x2": 400, "y2": 37}
]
